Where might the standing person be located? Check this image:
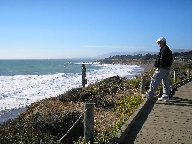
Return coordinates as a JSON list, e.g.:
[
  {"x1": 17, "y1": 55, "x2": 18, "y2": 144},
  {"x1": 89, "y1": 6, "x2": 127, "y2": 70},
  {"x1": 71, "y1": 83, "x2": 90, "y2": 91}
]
[{"x1": 142, "y1": 37, "x2": 173, "y2": 101}]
